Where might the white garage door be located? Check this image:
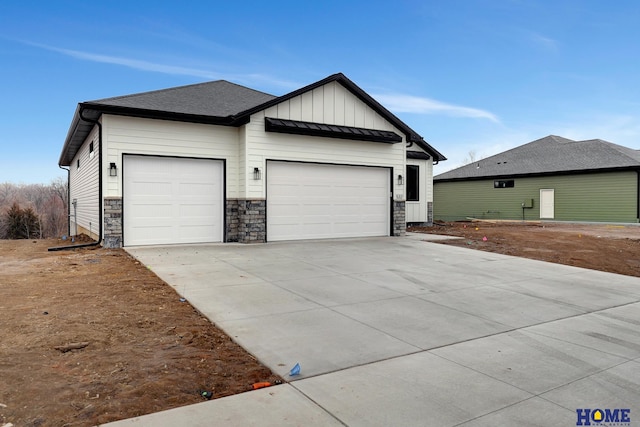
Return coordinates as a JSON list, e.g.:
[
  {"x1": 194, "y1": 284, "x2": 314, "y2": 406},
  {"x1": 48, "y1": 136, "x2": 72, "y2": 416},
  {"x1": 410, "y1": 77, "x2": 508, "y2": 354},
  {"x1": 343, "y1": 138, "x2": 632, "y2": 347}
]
[
  {"x1": 267, "y1": 161, "x2": 390, "y2": 241},
  {"x1": 123, "y1": 156, "x2": 224, "y2": 246}
]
